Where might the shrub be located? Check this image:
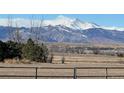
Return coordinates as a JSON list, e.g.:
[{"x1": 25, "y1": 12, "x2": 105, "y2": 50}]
[
  {"x1": 48, "y1": 53, "x2": 54, "y2": 63},
  {"x1": 93, "y1": 48, "x2": 100, "y2": 55},
  {"x1": 116, "y1": 52, "x2": 124, "y2": 57},
  {"x1": 41, "y1": 43, "x2": 49, "y2": 62},
  {"x1": 61, "y1": 56, "x2": 65, "y2": 64},
  {"x1": 22, "y1": 38, "x2": 49, "y2": 62}
]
